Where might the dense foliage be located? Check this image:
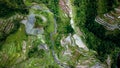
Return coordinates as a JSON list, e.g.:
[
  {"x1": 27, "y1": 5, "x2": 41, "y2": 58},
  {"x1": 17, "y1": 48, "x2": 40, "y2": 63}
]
[
  {"x1": 74, "y1": 0, "x2": 120, "y2": 67},
  {"x1": 0, "y1": 0, "x2": 120, "y2": 67},
  {"x1": 0, "y1": 0, "x2": 28, "y2": 18}
]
